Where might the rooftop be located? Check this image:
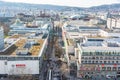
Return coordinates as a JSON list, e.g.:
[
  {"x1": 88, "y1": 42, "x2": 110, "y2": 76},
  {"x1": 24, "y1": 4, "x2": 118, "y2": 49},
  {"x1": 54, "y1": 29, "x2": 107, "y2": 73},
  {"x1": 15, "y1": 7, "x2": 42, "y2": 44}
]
[
  {"x1": 11, "y1": 38, "x2": 44, "y2": 56},
  {"x1": 80, "y1": 38, "x2": 120, "y2": 52},
  {"x1": 79, "y1": 26, "x2": 101, "y2": 30},
  {"x1": 82, "y1": 46, "x2": 120, "y2": 52},
  {"x1": 0, "y1": 34, "x2": 46, "y2": 57}
]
